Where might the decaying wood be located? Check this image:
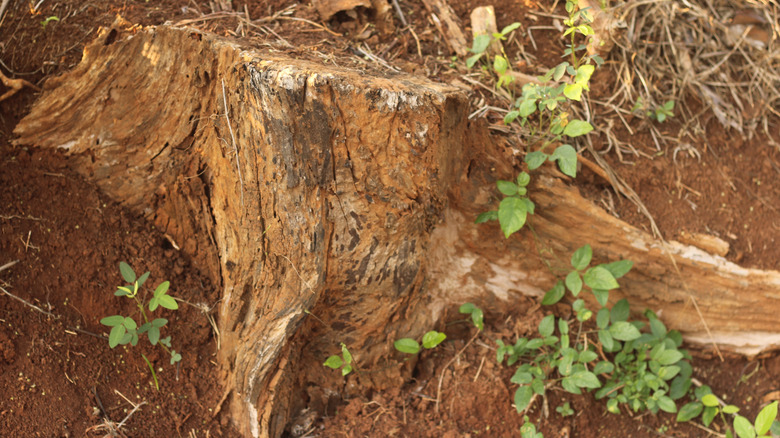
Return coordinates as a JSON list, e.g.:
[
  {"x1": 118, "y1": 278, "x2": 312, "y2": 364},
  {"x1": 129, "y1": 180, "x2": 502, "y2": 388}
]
[
  {"x1": 421, "y1": 0, "x2": 469, "y2": 56},
  {"x1": 470, "y1": 6, "x2": 502, "y2": 56},
  {"x1": 13, "y1": 20, "x2": 780, "y2": 437}
]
